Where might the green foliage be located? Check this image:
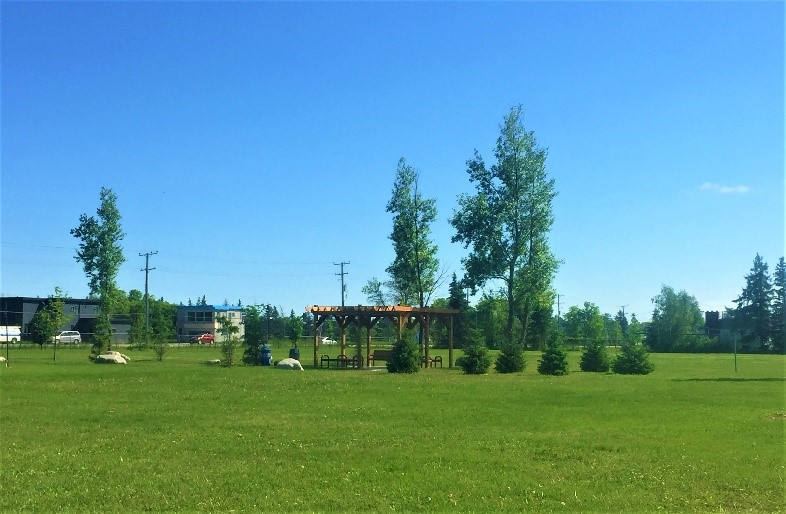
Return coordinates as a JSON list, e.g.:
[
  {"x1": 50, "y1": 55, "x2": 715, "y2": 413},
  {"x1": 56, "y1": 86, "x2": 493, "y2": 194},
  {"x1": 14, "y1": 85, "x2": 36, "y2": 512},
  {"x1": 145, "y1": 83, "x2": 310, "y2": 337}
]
[
  {"x1": 772, "y1": 257, "x2": 785, "y2": 353},
  {"x1": 385, "y1": 158, "x2": 440, "y2": 307},
  {"x1": 494, "y1": 343, "x2": 525, "y2": 373},
  {"x1": 152, "y1": 339, "x2": 168, "y2": 362},
  {"x1": 386, "y1": 338, "x2": 420, "y2": 373},
  {"x1": 456, "y1": 344, "x2": 492, "y2": 374},
  {"x1": 29, "y1": 289, "x2": 69, "y2": 349},
  {"x1": 612, "y1": 342, "x2": 654, "y2": 375},
  {"x1": 286, "y1": 310, "x2": 302, "y2": 347},
  {"x1": 71, "y1": 187, "x2": 125, "y2": 354},
  {"x1": 242, "y1": 306, "x2": 264, "y2": 365},
  {"x1": 646, "y1": 285, "x2": 709, "y2": 352},
  {"x1": 538, "y1": 339, "x2": 569, "y2": 375},
  {"x1": 580, "y1": 339, "x2": 610, "y2": 372},
  {"x1": 451, "y1": 106, "x2": 557, "y2": 342},
  {"x1": 733, "y1": 254, "x2": 774, "y2": 352},
  {"x1": 217, "y1": 315, "x2": 240, "y2": 366},
  {"x1": 563, "y1": 302, "x2": 605, "y2": 348}
]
